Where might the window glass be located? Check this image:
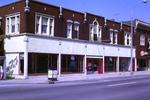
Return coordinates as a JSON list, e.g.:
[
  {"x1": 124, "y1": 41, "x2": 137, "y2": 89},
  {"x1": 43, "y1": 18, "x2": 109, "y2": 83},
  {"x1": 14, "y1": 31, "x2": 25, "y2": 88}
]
[
  {"x1": 73, "y1": 23, "x2": 79, "y2": 39},
  {"x1": 6, "y1": 18, "x2": 9, "y2": 33},
  {"x1": 6, "y1": 14, "x2": 20, "y2": 34},
  {"x1": 114, "y1": 32, "x2": 117, "y2": 44},
  {"x1": 89, "y1": 20, "x2": 101, "y2": 42},
  {"x1": 36, "y1": 16, "x2": 40, "y2": 33},
  {"x1": 49, "y1": 18, "x2": 54, "y2": 35},
  {"x1": 11, "y1": 17, "x2": 15, "y2": 33},
  {"x1": 35, "y1": 14, "x2": 54, "y2": 36},
  {"x1": 140, "y1": 34, "x2": 145, "y2": 46},
  {"x1": 67, "y1": 22, "x2": 72, "y2": 38},
  {"x1": 124, "y1": 32, "x2": 131, "y2": 46},
  {"x1": 42, "y1": 17, "x2": 48, "y2": 34},
  {"x1": 110, "y1": 31, "x2": 113, "y2": 44},
  {"x1": 17, "y1": 16, "x2": 20, "y2": 33},
  {"x1": 93, "y1": 22, "x2": 97, "y2": 34}
]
